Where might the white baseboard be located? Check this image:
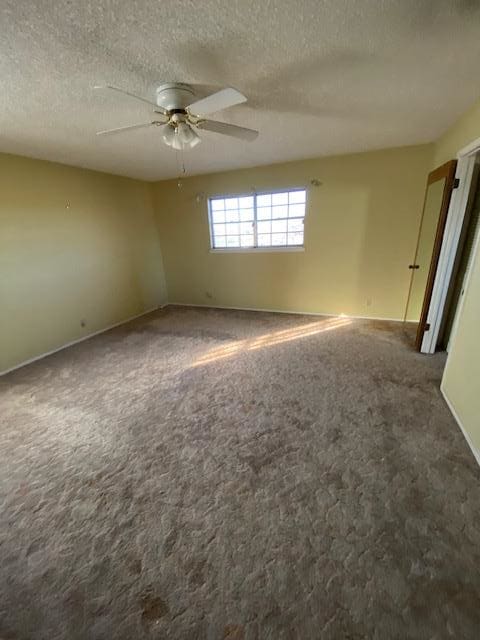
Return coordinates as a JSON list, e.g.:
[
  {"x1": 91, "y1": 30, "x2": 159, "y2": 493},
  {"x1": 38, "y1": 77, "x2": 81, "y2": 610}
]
[
  {"x1": 441, "y1": 384, "x2": 480, "y2": 467},
  {"x1": 0, "y1": 304, "x2": 166, "y2": 377},
  {"x1": 167, "y1": 302, "x2": 407, "y2": 323}
]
